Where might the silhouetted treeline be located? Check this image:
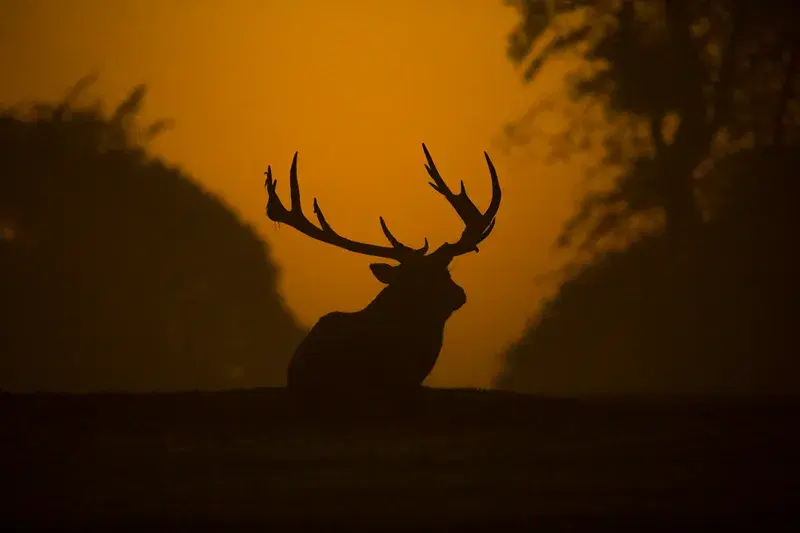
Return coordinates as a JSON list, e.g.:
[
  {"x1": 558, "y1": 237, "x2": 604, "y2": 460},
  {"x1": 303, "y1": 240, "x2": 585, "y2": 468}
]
[
  {"x1": 497, "y1": 146, "x2": 797, "y2": 394},
  {"x1": 0, "y1": 81, "x2": 305, "y2": 392},
  {"x1": 497, "y1": 1, "x2": 797, "y2": 394}
]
